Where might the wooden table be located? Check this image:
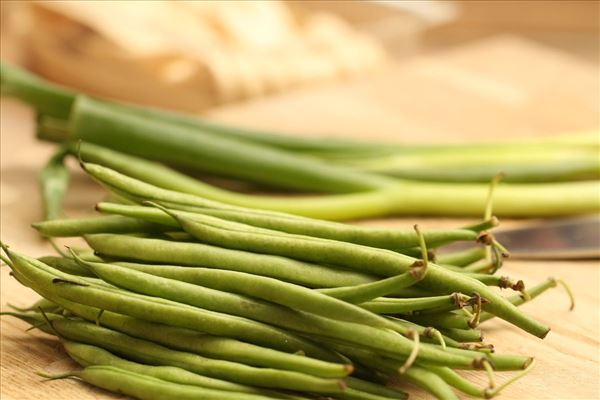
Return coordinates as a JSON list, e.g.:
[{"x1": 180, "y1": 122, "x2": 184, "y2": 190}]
[{"x1": 1, "y1": 36, "x2": 599, "y2": 399}]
